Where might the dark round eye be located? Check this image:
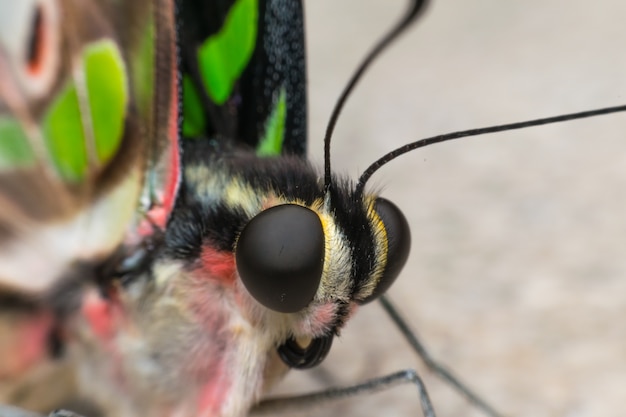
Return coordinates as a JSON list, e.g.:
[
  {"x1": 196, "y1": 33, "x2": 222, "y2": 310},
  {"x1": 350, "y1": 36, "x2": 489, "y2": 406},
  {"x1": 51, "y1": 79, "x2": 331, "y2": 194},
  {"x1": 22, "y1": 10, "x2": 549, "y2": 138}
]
[
  {"x1": 360, "y1": 197, "x2": 411, "y2": 304},
  {"x1": 235, "y1": 204, "x2": 325, "y2": 313}
]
